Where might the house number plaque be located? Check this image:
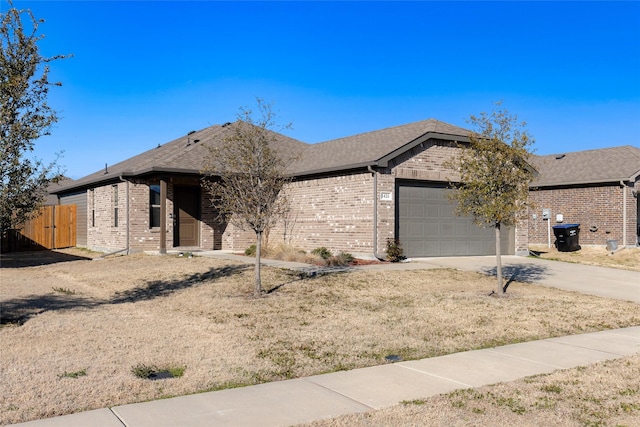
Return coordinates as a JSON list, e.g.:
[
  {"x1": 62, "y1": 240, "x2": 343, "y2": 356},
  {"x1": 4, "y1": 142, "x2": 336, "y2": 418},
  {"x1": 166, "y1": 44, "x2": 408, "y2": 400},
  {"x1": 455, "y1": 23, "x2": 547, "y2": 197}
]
[{"x1": 380, "y1": 192, "x2": 393, "y2": 201}]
